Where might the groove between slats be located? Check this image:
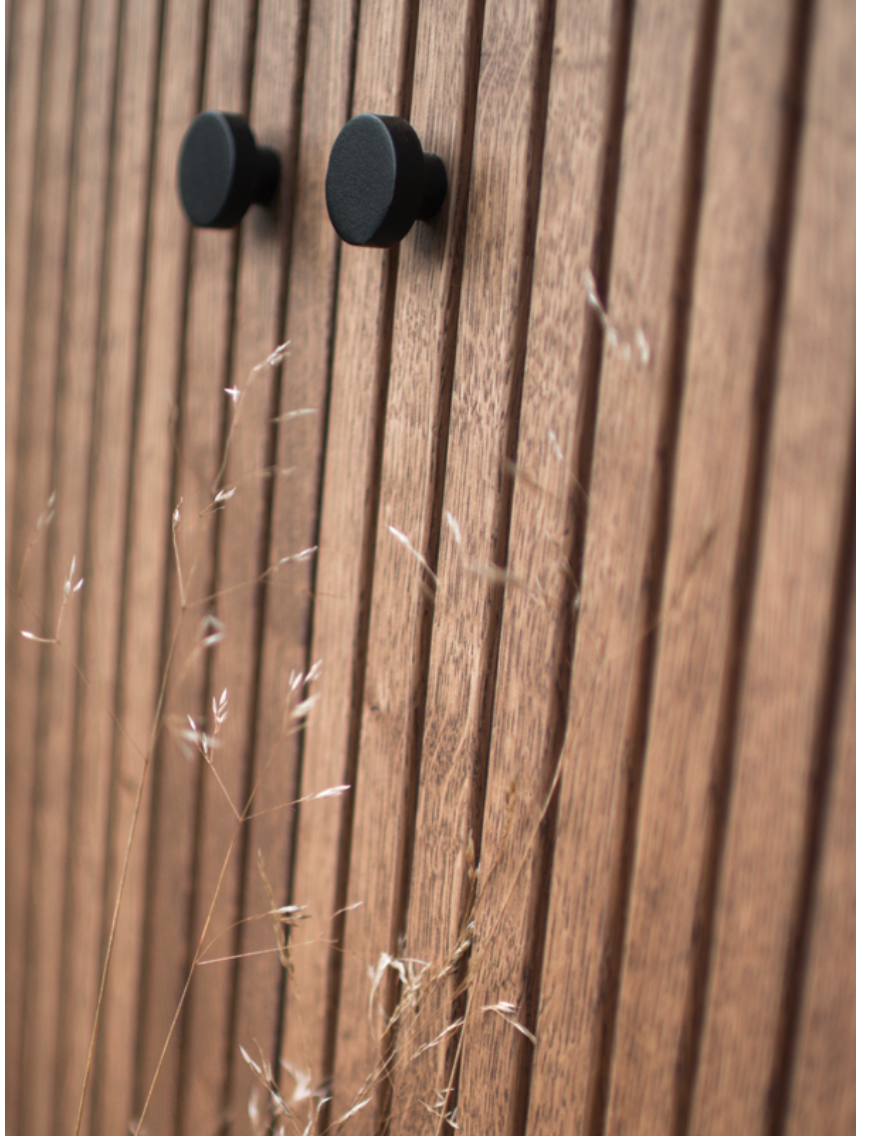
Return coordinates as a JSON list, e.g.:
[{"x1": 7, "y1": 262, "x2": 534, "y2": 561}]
[
  {"x1": 667, "y1": 1, "x2": 820, "y2": 1130},
  {"x1": 16, "y1": 0, "x2": 90, "y2": 1131},
  {"x1": 130, "y1": 0, "x2": 212, "y2": 1129},
  {"x1": 52, "y1": 0, "x2": 127, "y2": 1128},
  {"x1": 606, "y1": 2, "x2": 724, "y2": 1132},
  {"x1": 4, "y1": 0, "x2": 50, "y2": 1126},
  {"x1": 216, "y1": 2, "x2": 317, "y2": 1131},
  {"x1": 273, "y1": 0, "x2": 362, "y2": 1122},
  {"x1": 506, "y1": 0, "x2": 639, "y2": 1128},
  {"x1": 766, "y1": 424, "x2": 855, "y2": 1136},
  {"x1": 172, "y1": 2, "x2": 266, "y2": 1132},
  {"x1": 3, "y1": 0, "x2": 856, "y2": 1132},
  {"x1": 375, "y1": 0, "x2": 488, "y2": 1128},
  {"x1": 309, "y1": 1, "x2": 422, "y2": 1124},
  {"x1": 88, "y1": 0, "x2": 167, "y2": 1130}
]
